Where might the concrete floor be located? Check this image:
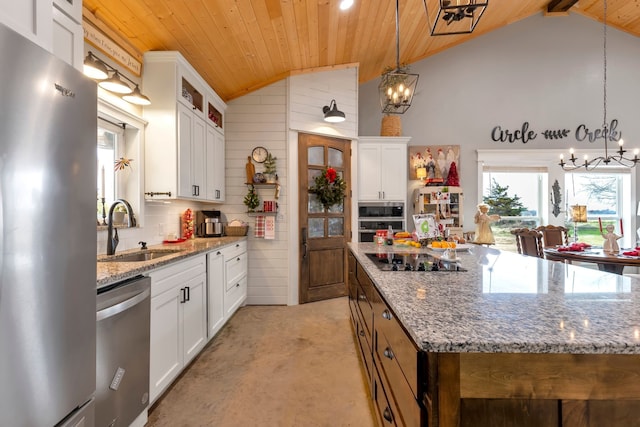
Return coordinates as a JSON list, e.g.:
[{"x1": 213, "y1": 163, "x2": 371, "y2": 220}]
[{"x1": 147, "y1": 297, "x2": 375, "y2": 427}]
